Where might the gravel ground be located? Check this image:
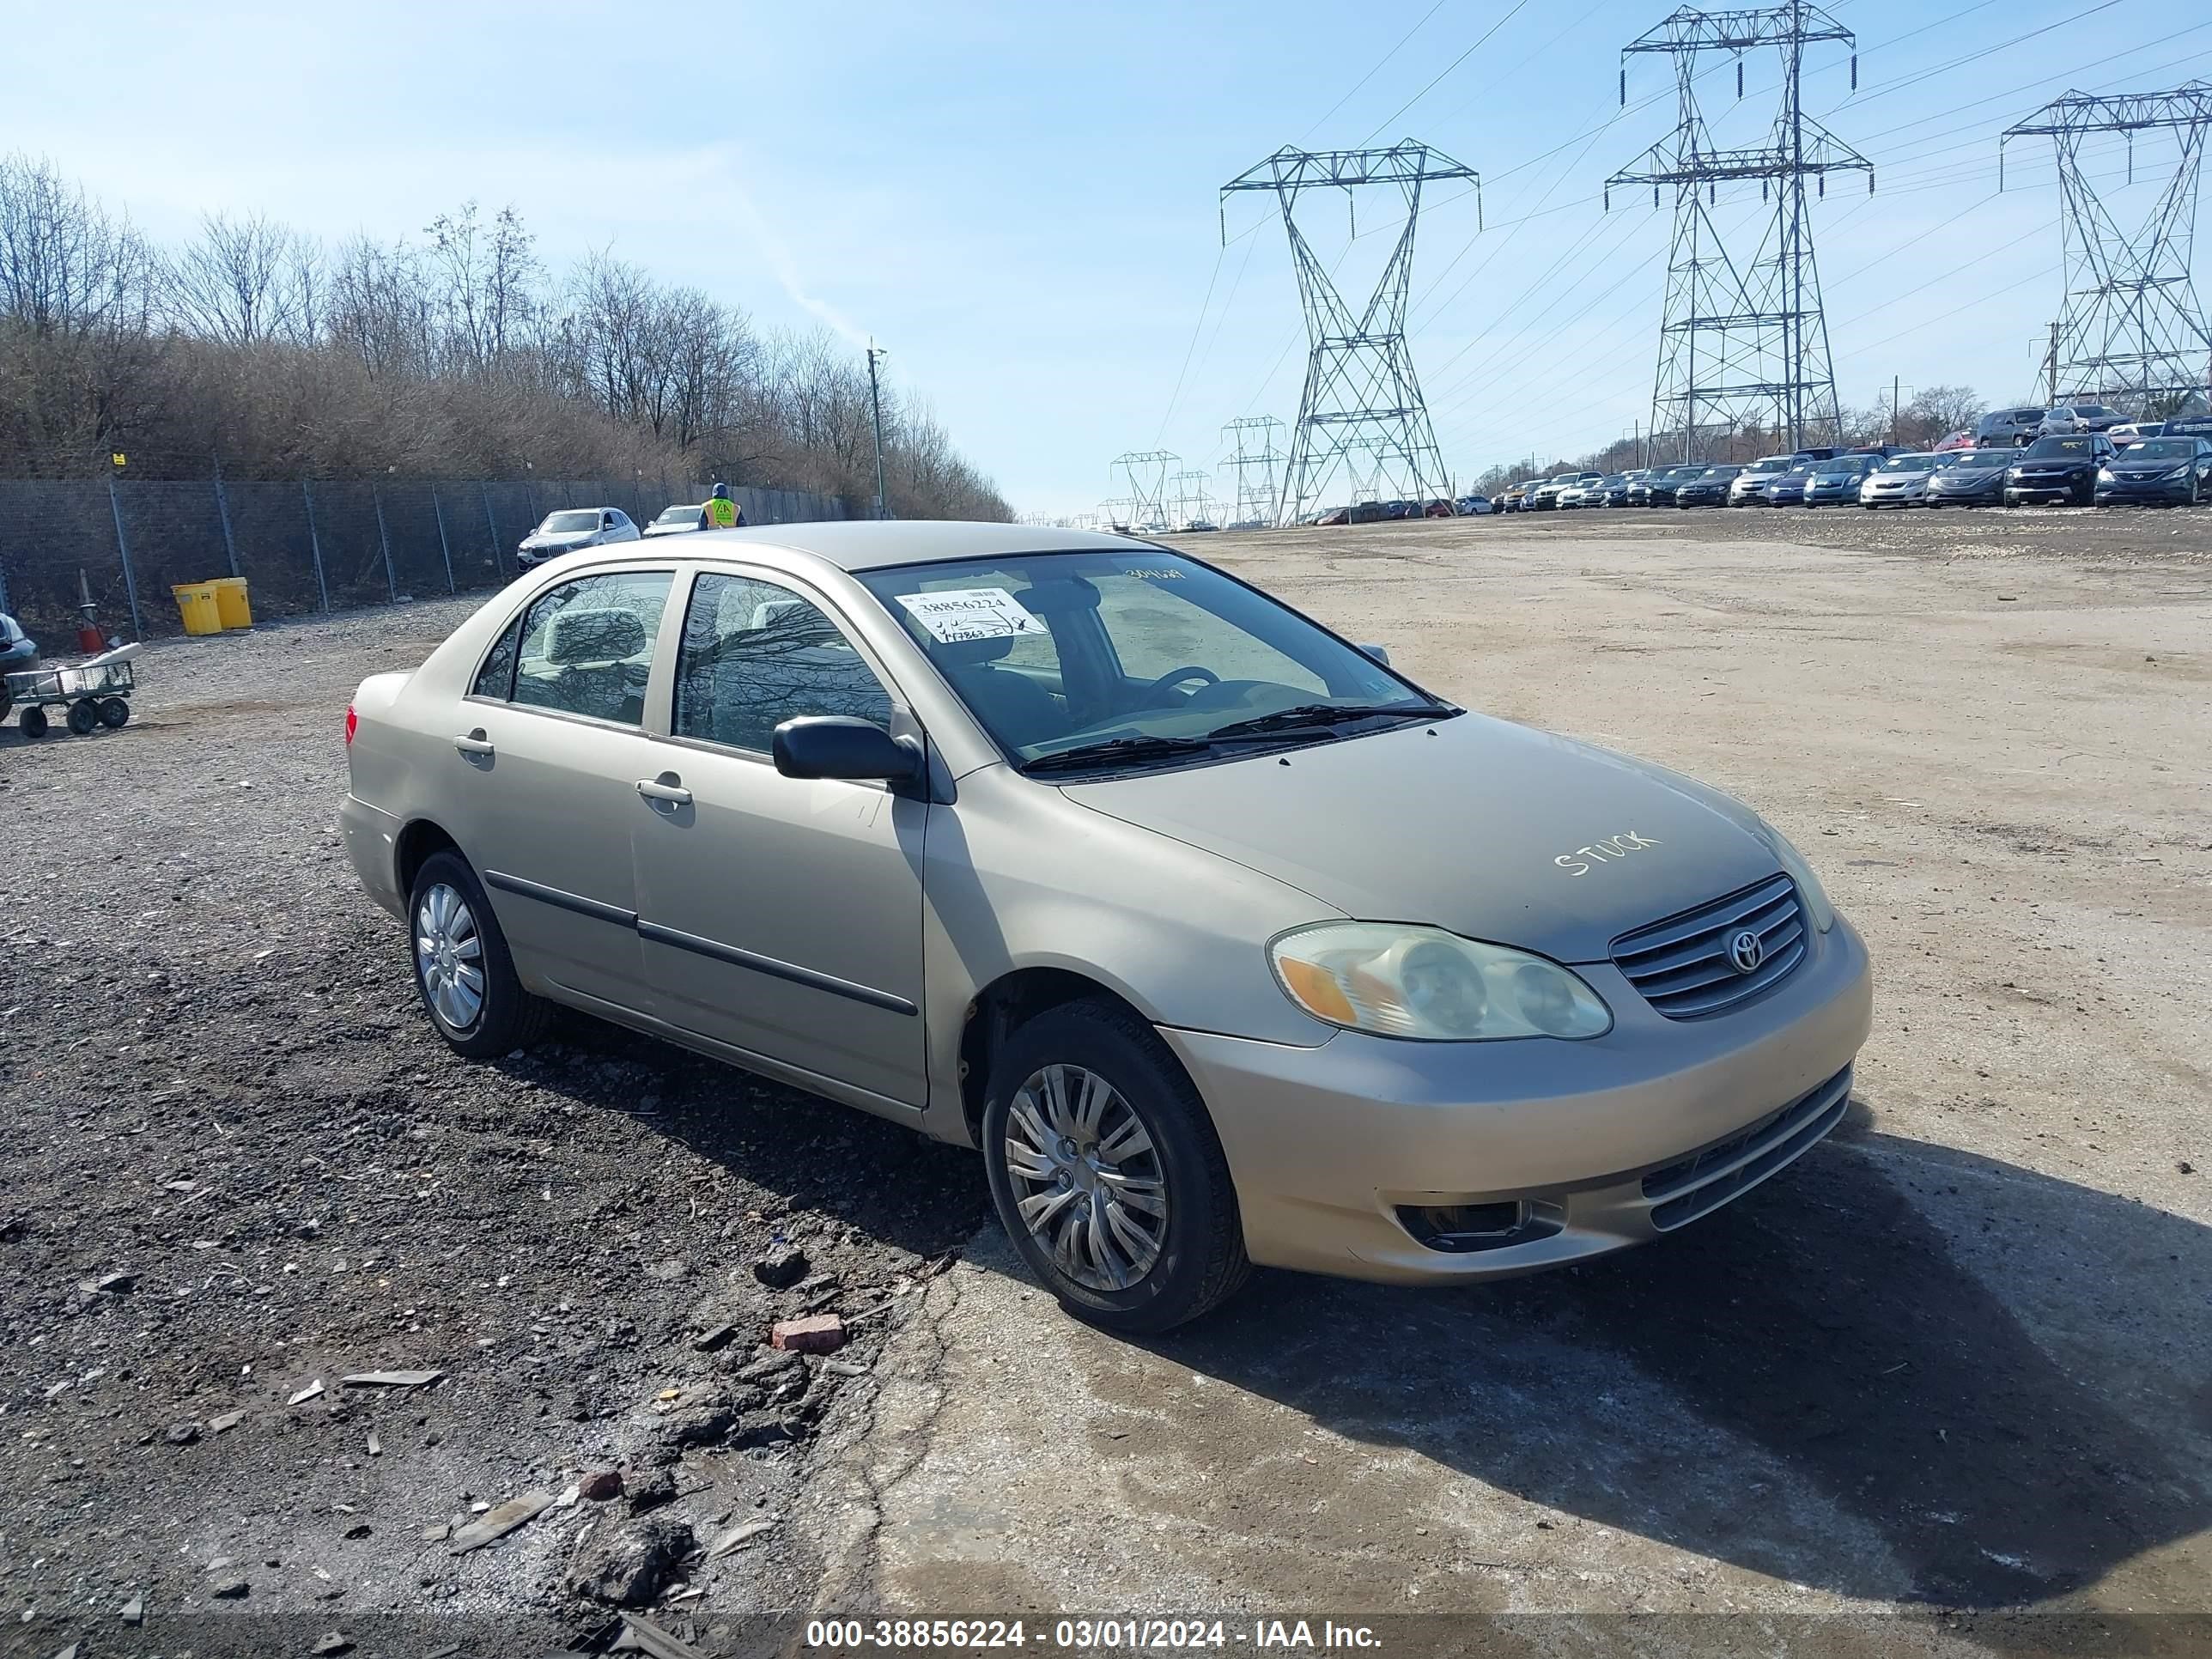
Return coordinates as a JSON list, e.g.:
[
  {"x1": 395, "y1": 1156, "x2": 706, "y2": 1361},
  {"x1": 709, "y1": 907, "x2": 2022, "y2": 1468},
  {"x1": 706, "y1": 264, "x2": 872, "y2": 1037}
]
[
  {"x1": 1, "y1": 603, "x2": 987, "y2": 1655},
  {"x1": 1, "y1": 501, "x2": 2207, "y2": 1655}
]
